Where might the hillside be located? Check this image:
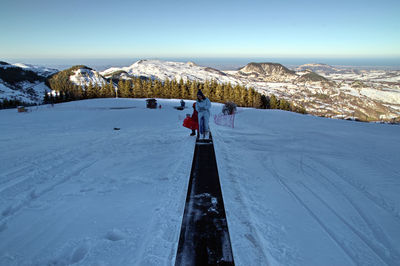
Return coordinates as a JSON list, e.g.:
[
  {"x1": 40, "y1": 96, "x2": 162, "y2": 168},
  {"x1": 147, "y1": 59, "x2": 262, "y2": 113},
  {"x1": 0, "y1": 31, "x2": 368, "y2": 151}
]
[
  {"x1": 238, "y1": 62, "x2": 297, "y2": 82},
  {"x1": 100, "y1": 59, "x2": 238, "y2": 84},
  {"x1": 1, "y1": 59, "x2": 399, "y2": 122},
  {"x1": 100, "y1": 60, "x2": 400, "y2": 122},
  {"x1": 295, "y1": 72, "x2": 333, "y2": 84},
  {"x1": 46, "y1": 65, "x2": 112, "y2": 100},
  {"x1": 295, "y1": 63, "x2": 340, "y2": 73},
  {"x1": 0, "y1": 98, "x2": 399, "y2": 265},
  {"x1": 0, "y1": 62, "x2": 52, "y2": 104}
]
